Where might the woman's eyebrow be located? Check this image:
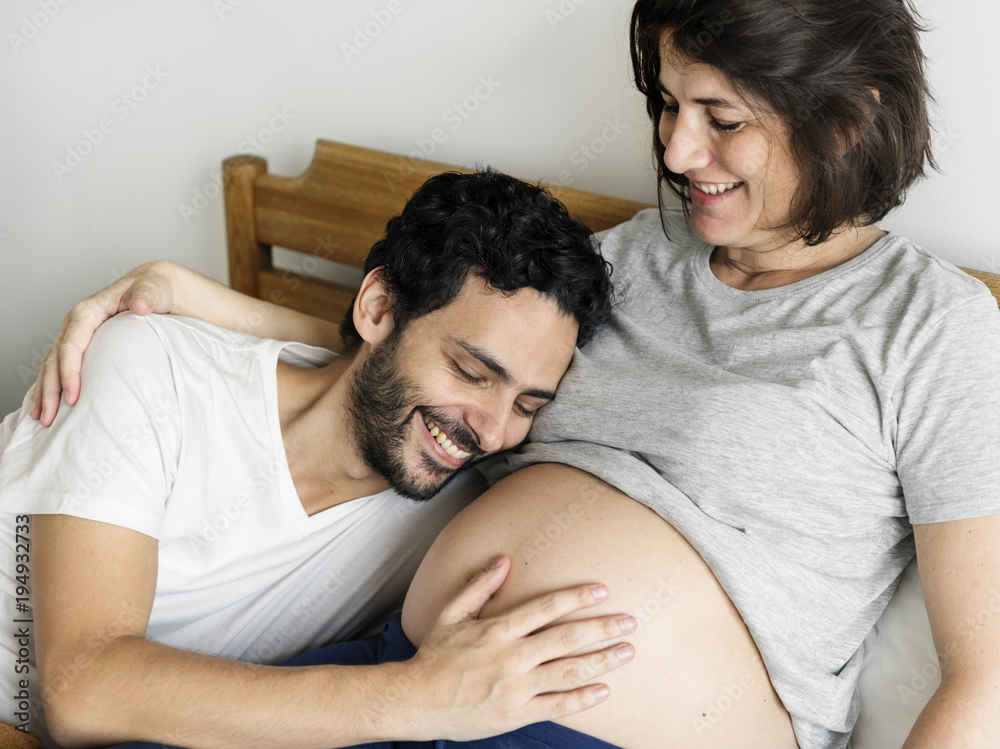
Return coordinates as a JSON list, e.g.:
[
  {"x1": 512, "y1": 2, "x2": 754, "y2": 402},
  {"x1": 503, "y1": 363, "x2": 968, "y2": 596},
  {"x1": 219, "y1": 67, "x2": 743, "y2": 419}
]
[{"x1": 655, "y1": 80, "x2": 743, "y2": 111}]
